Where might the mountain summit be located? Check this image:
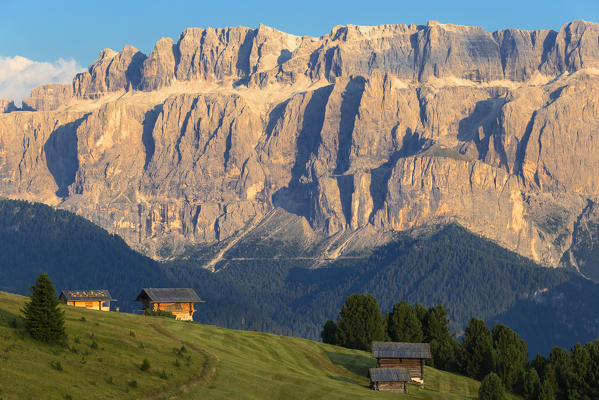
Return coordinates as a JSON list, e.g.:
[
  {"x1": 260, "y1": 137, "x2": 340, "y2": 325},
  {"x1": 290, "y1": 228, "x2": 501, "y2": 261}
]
[{"x1": 1, "y1": 21, "x2": 599, "y2": 273}]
